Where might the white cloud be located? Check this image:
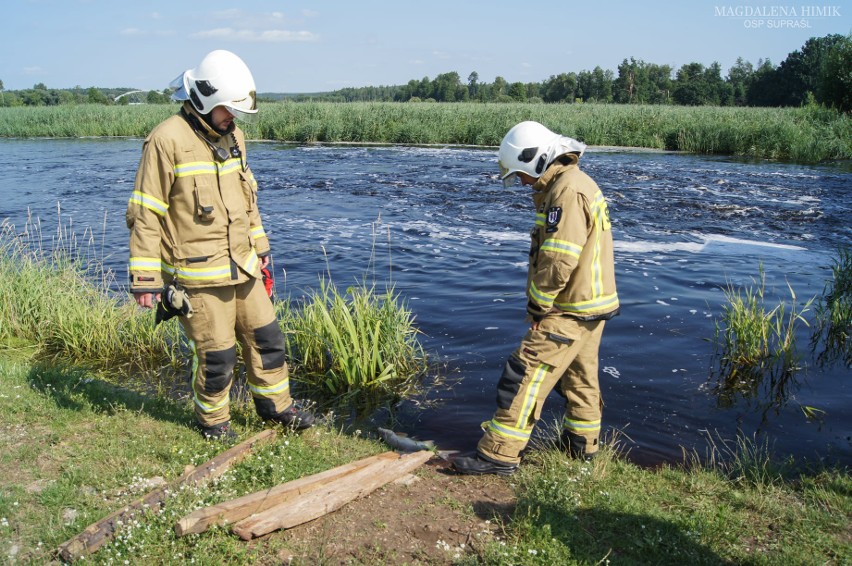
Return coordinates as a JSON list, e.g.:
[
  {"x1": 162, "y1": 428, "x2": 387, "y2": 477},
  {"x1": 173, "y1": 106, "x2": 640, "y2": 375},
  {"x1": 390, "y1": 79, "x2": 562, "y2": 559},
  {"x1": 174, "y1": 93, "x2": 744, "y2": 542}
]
[
  {"x1": 191, "y1": 28, "x2": 318, "y2": 42},
  {"x1": 24, "y1": 66, "x2": 45, "y2": 76}
]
